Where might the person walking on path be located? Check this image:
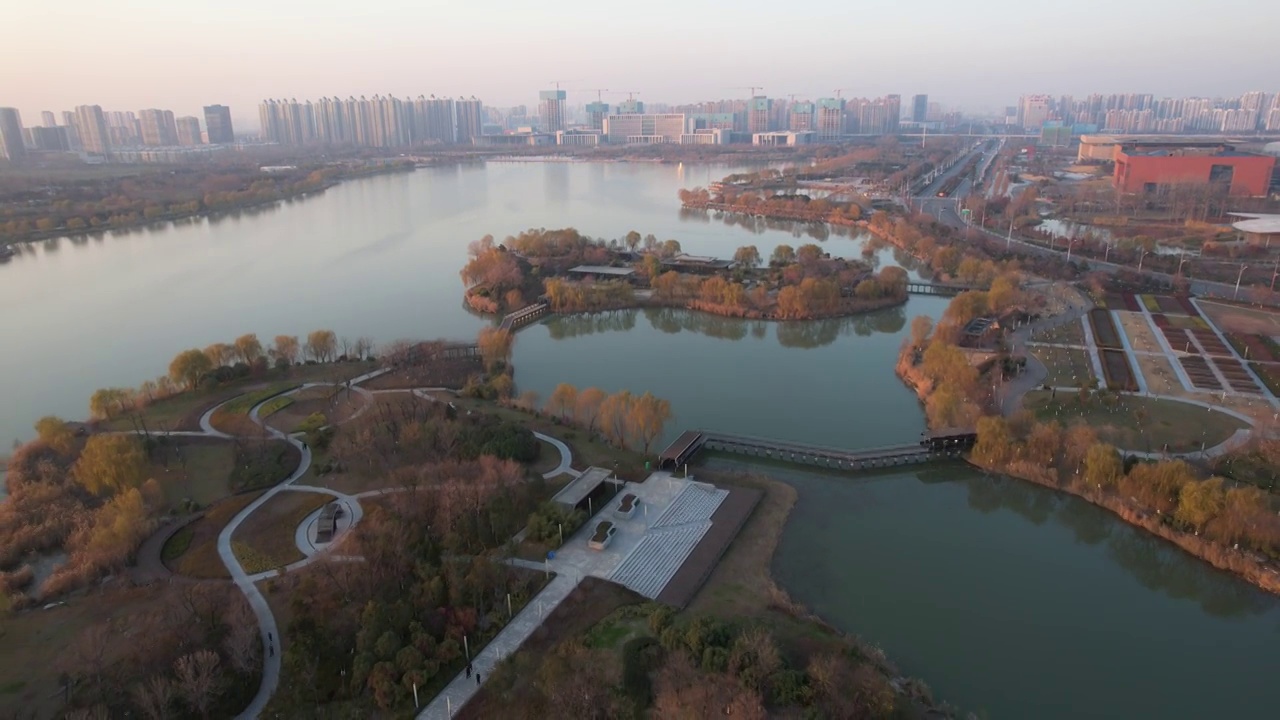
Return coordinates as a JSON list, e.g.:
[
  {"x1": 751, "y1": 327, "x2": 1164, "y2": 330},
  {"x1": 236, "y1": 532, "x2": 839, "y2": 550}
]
[
  {"x1": 476, "y1": 673, "x2": 481, "y2": 686},
  {"x1": 465, "y1": 664, "x2": 472, "y2": 679}
]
